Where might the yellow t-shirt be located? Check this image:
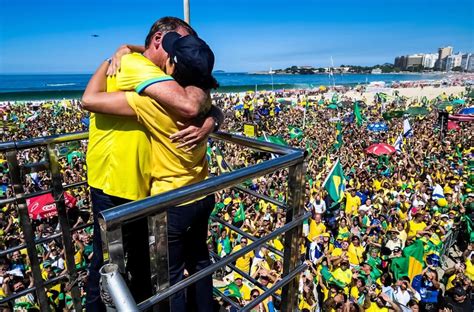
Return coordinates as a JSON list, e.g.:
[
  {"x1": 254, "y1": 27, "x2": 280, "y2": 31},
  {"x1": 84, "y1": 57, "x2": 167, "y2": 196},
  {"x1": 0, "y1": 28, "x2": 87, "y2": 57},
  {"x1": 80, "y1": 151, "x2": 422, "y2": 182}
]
[
  {"x1": 366, "y1": 302, "x2": 388, "y2": 312},
  {"x1": 308, "y1": 220, "x2": 326, "y2": 242},
  {"x1": 408, "y1": 220, "x2": 427, "y2": 237},
  {"x1": 345, "y1": 192, "x2": 361, "y2": 215},
  {"x1": 348, "y1": 243, "x2": 364, "y2": 266},
  {"x1": 87, "y1": 53, "x2": 172, "y2": 200},
  {"x1": 125, "y1": 92, "x2": 208, "y2": 195},
  {"x1": 232, "y1": 244, "x2": 254, "y2": 274}
]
